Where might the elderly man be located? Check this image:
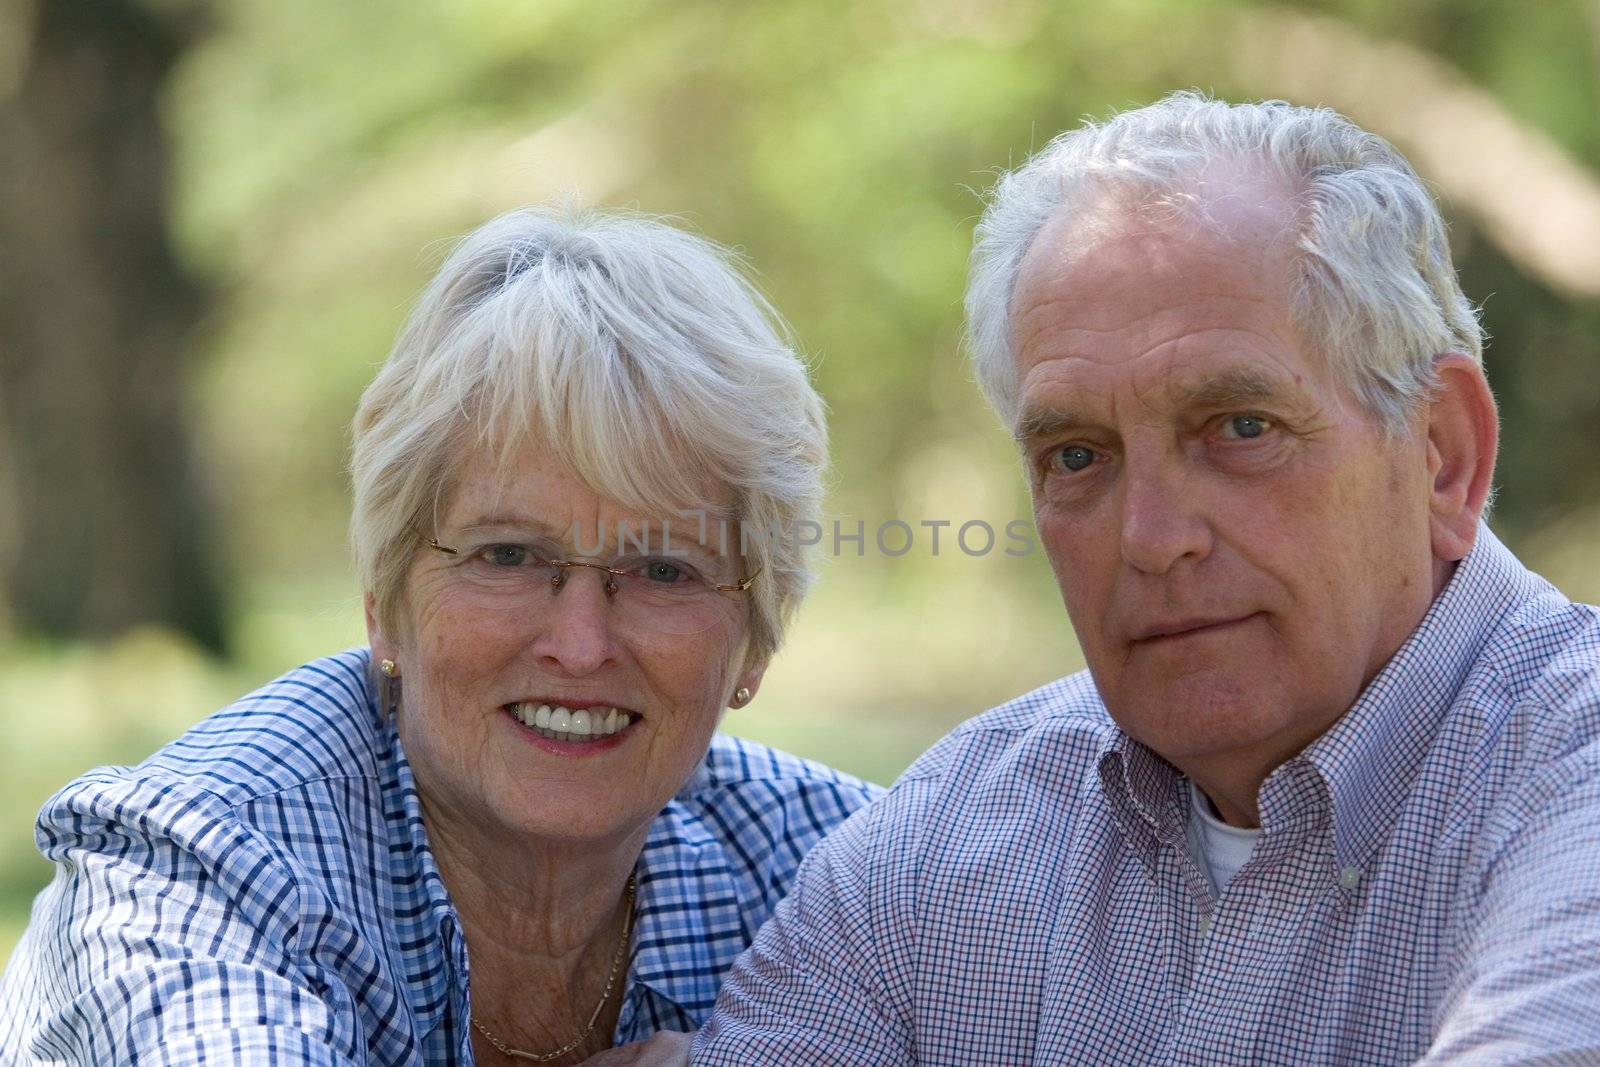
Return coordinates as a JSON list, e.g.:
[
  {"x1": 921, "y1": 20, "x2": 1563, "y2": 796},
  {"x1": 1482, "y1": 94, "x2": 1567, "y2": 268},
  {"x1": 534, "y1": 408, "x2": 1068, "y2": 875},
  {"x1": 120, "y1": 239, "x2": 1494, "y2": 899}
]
[{"x1": 688, "y1": 93, "x2": 1600, "y2": 1065}]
